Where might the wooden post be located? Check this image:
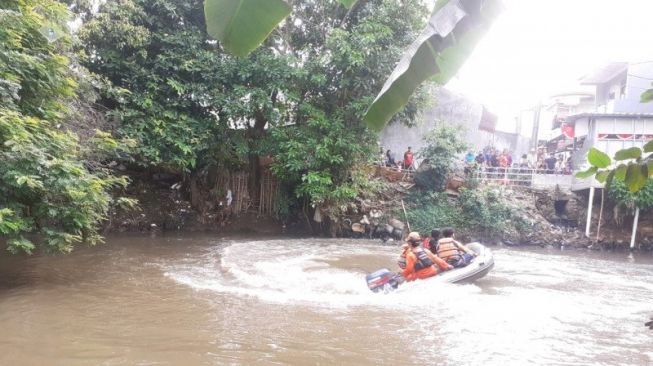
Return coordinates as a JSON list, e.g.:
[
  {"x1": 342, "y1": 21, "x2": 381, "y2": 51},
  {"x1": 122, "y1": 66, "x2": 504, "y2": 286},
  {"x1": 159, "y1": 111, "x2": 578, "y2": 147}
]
[
  {"x1": 401, "y1": 199, "x2": 411, "y2": 233},
  {"x1": 585, "y1": 186, "x2": 595, "y2": 237},
  {"x1": 630, "y1": 207, "x2": 640, "y2": 249}
]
